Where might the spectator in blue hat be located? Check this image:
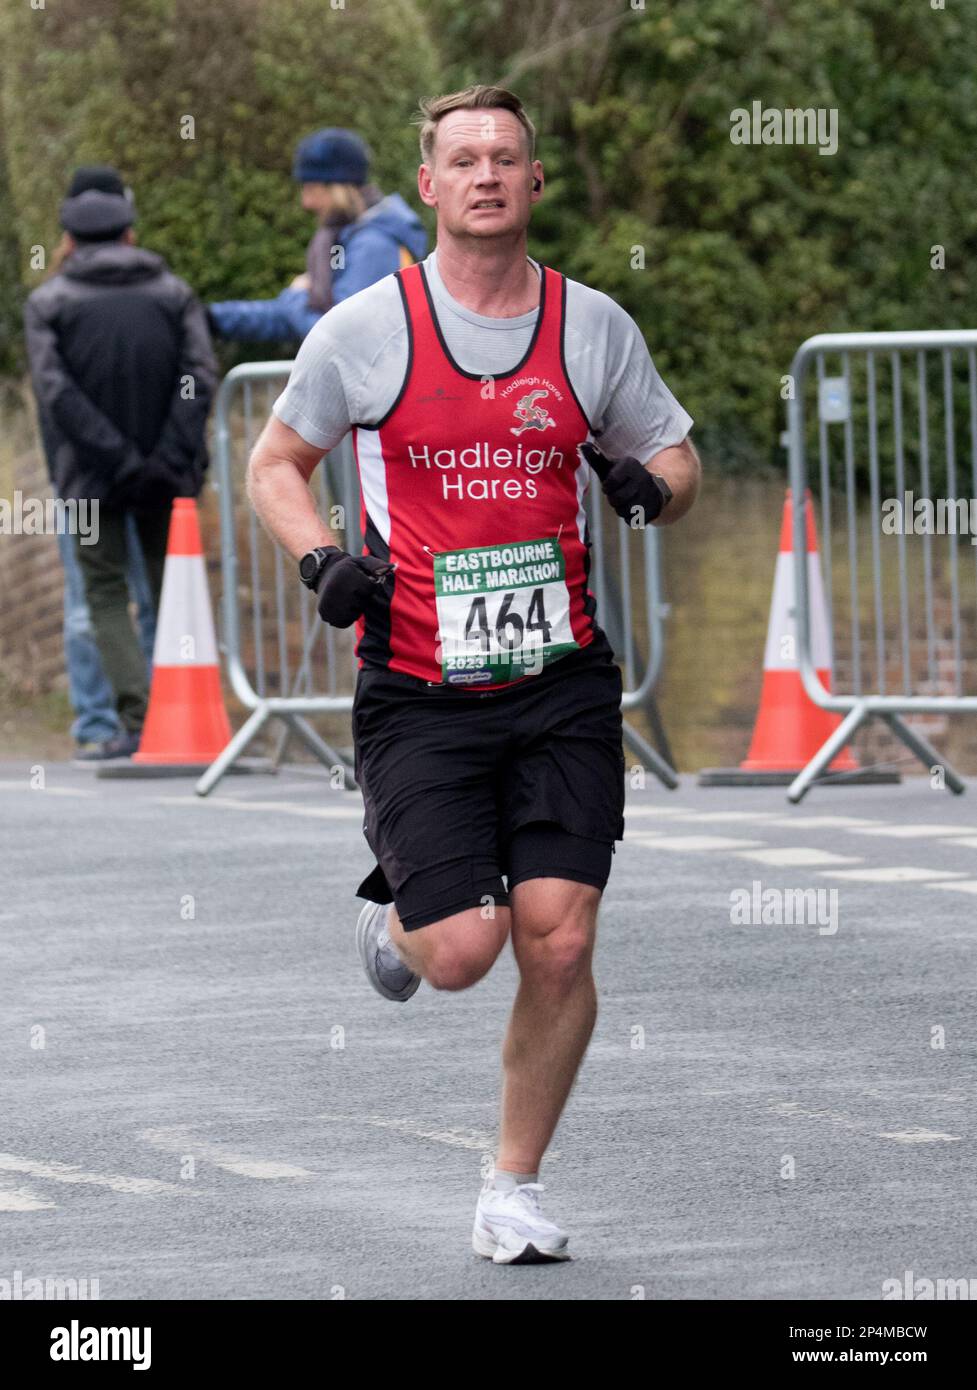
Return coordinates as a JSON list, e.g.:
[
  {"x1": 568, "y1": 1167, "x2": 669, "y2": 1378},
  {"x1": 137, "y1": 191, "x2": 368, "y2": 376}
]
[{"x1": 208, "y1": 128, "x2": 428, "y2": 342}]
